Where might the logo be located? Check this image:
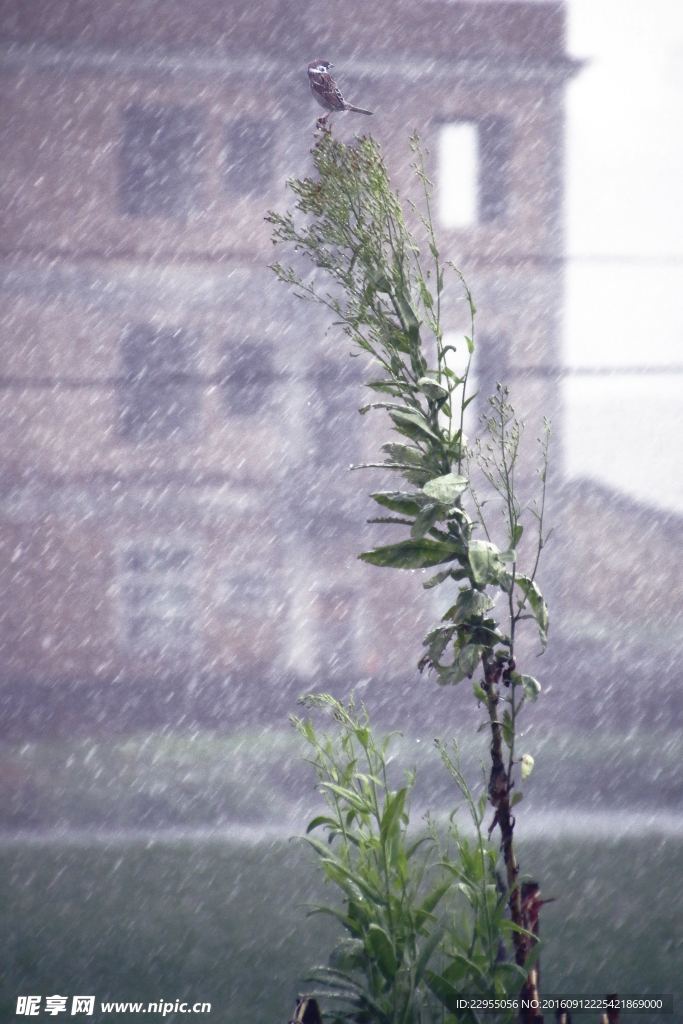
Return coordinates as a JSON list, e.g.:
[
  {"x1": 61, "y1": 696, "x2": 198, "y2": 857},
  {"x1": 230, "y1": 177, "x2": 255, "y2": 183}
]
[{"x1": 15, "y1": 997, "x2": 94, "y2": 1017}]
